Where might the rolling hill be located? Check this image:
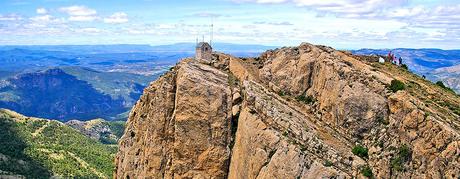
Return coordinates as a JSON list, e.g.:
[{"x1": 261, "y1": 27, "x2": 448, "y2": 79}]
[{"x1": 0, "y1": 109, "x2": 117, "y2": 178}]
